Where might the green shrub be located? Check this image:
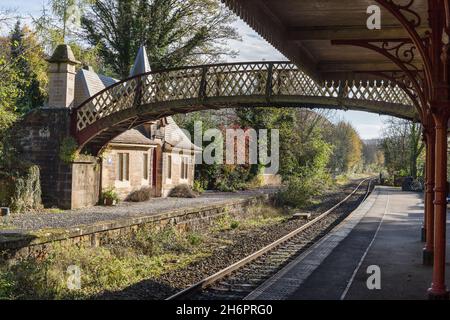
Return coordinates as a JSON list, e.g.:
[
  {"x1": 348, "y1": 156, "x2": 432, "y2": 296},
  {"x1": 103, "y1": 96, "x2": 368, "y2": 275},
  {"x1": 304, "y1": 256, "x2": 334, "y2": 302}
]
[
  {"x1": 277, "y1": 171, "x2": 329, "y2": 208},
  {"x1": 192, "y1": 180, "x2": 205, "y2": 194},
  {"x1": 187, "y1": 233, "x2": 203, "y2": 246},
  {"x1": 101, "y1": 187, "x2": 119, "y2": 205},
  {"x1": 216, "y1": 180, "x2": 236, "y2": 192},
  {"x1": 59, "y1": 137, "x2": 78, "y2": 164},
  {"x1": 230, "y1": 220, "x2": 240, "y2": 229}
]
